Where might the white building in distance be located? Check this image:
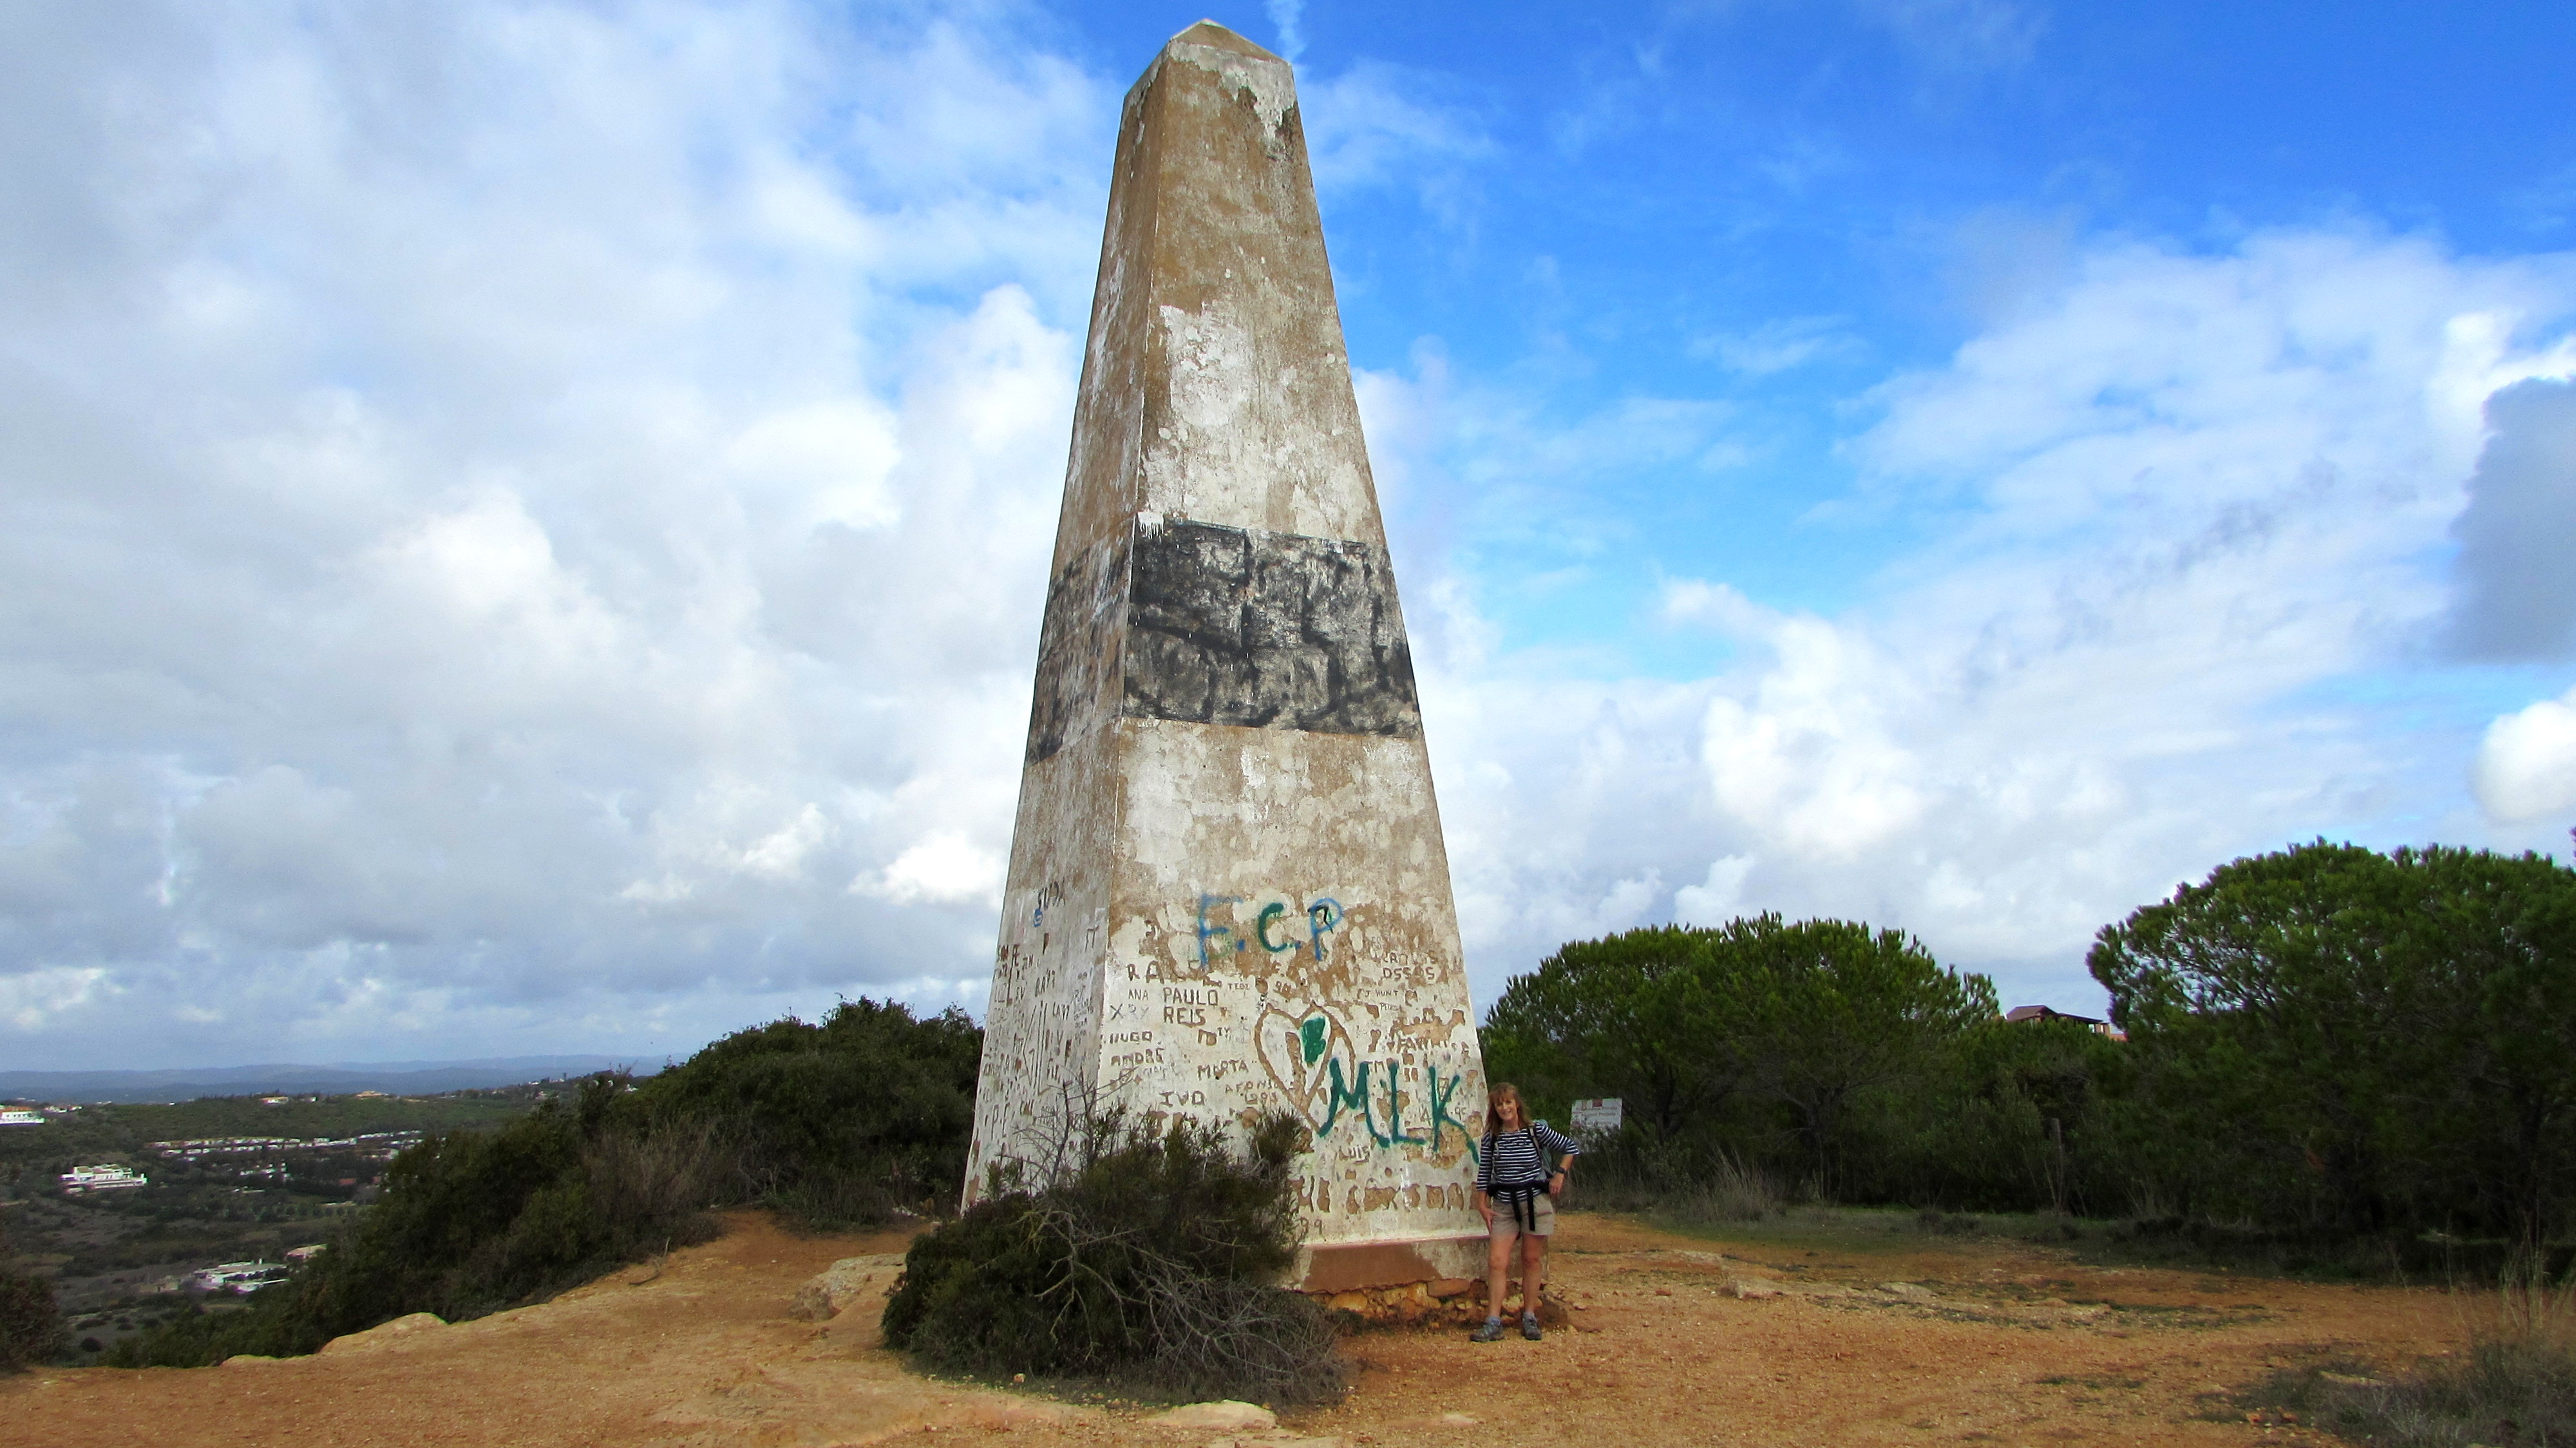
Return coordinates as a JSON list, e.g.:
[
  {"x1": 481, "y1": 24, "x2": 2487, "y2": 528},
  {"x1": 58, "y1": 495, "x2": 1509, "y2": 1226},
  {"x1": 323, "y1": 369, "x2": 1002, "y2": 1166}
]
[
  {"x1": 186, "y1": 1261, "x2": 289, "y2": 1293},
  {"x1": 59, "y1": 1163, "x2": 147, "y2": 1192}
]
